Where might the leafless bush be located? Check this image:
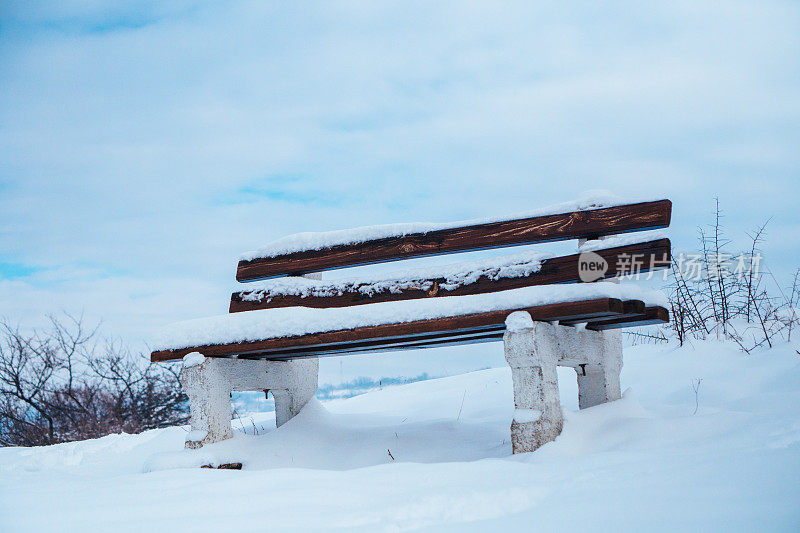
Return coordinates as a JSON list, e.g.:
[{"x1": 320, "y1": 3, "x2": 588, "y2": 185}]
[
  {"x1": 0, "y1": 314, "x2": 187, "y2": 447},
  {"x1": 666, "y1": 199, "x2": 799, "y2": 352},
  {"x1": 622, "y1": 330, "x2": 669, "y2": 346}
]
